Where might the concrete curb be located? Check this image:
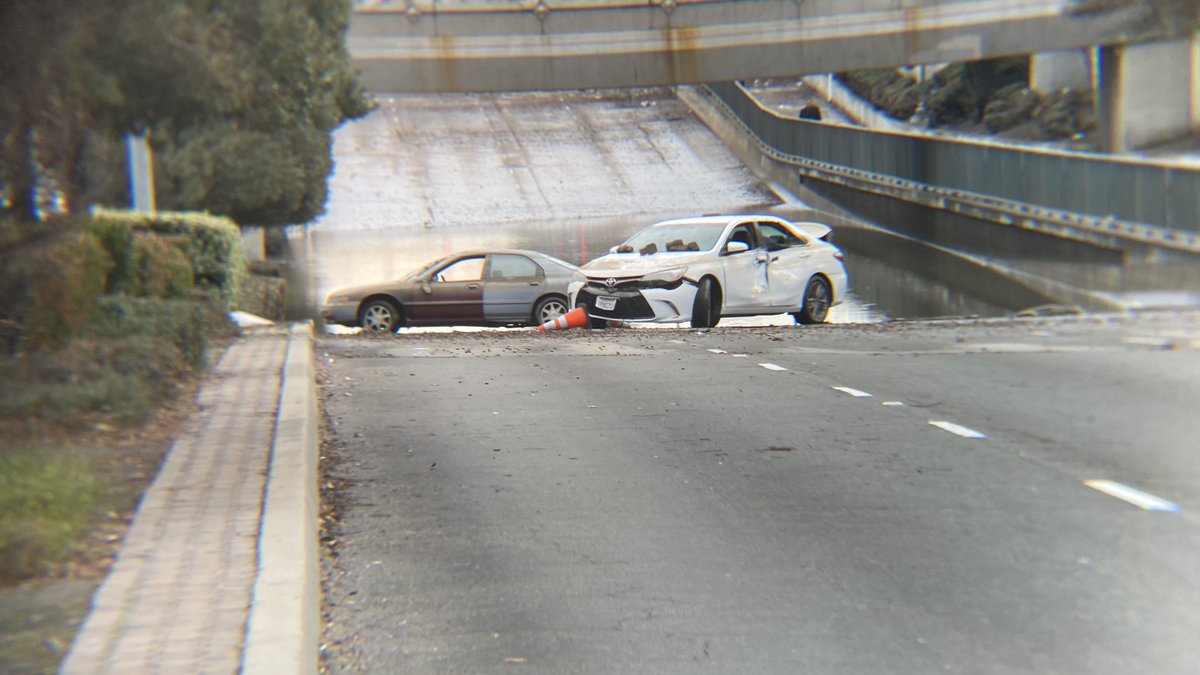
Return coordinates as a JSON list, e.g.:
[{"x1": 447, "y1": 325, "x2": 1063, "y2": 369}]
[{"x1": 242, "y1": 322, "x2": 320, "y2": 674}]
